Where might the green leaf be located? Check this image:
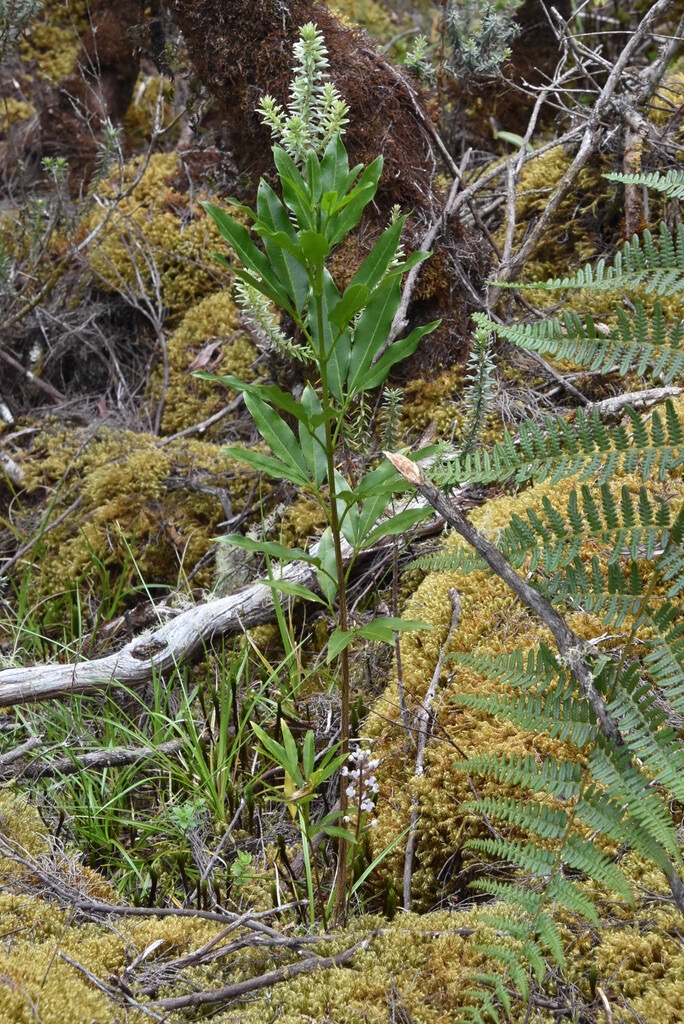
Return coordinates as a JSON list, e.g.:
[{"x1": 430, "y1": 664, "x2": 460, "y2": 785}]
[
  {"x1": 306, "y1": 149, "x2": 322, "y2": 202},
  {"x1": 319, "y1": 134, "x2": 360, "y2": 197},
  {"x1": 357, "y1": 617, "x2": 433, "y2": 643},
  {"x1": 320, "y1": 825, "x2": 357, "y2": 841},
  {"x1": 327, "y1": 628, "x2": 357, "y2": 662},
  {"x1": 222, "y1": 446, "x2": 310, "y2": 486},
  {"x1": 242, "y1": 390, "x2": 309, "y2": 475},
  {"x1": 280, "y1": 722, "x2": 300, "y2": 781},
  {"x1": 315, "y1": 527, "x2": 338, "y2": 605},
  {"x1": 299, "y1": 384, "x2": 328, "y2": 487},
  {"x1": 202, "y1": 201, "x2": 291, "y2": 306},
  {"x1": 273, "y1": 146, "x2": 315, "y2": 229},
  {"x1": 256, "y1": 578, "x2": 327, "y2": 605},
  {"x1": 347, "y1": 217, "x2": 406, "y2": 293},
  {"x1": 329, "y1": 283, "x2": 371, "y2": 329},
  {"x1": 360, "y1": 320, "x2": 440, "y2": 392},
  {"x1": 221, "y1": 534, "x2": 316, "y2": 563},
  {"x1": 251, "y1": 722, "x2": 291, "y2": 772},
  {"x1": 300, "y1": 230, "x2": 330, "y2": 264},
  {"x1": 302, "y1": 730, "x2": 315, "y2": 779},
  {"x1": 220, "y1": 377, "x2": 310, "y2": 424},
  {"x1": 327, "y1": 156, "x2": 383, "y2": 245},
  {"x1": 360, "y1": 506, "x2": 431, "y2": 549},
  {"x1": 346, "y1": 277, "x2": 402, "y2": 393}
]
